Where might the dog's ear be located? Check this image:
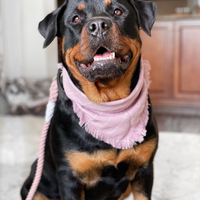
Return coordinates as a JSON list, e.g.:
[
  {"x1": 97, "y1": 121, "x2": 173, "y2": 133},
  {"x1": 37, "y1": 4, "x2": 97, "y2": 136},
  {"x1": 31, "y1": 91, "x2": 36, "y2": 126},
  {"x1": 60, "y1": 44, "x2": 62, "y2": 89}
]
[
  {"x1": 38, "y1": 1, "x2": 68, "y2": 48},
  {"x1": 129, "y1": 0, "x2": 156, "y2": 36}
]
